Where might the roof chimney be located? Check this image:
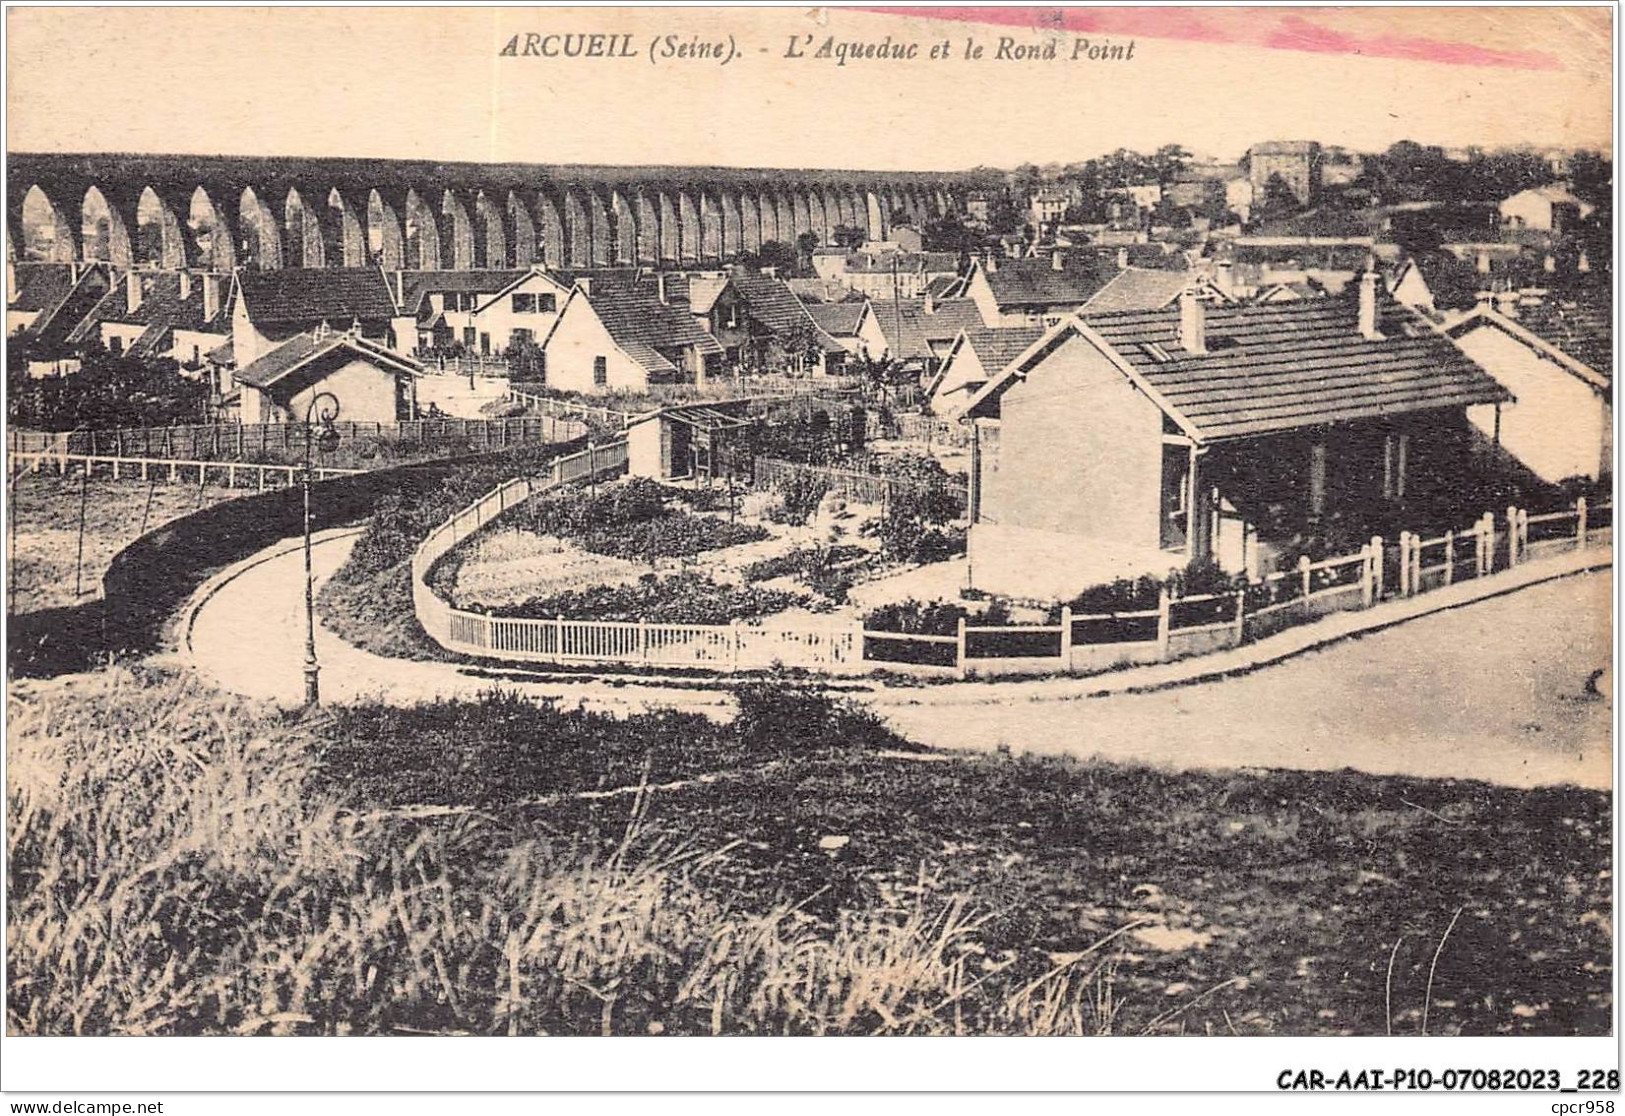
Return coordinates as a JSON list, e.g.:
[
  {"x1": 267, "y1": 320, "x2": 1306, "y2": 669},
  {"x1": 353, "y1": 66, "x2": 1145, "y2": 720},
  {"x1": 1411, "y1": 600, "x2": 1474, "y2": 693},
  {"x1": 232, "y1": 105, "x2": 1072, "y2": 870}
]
[
  {"x1": 1358, "y1": 270, "x2": 1382, "y2": 340},
  {"x1": 202, "y1": 273, "x2": 221, "y2": 322},
  {"x1": 1179, "y1": 288, "x2": 1207, "y2": 355},
  {"x1": 178, "y1": 270, "x2": 192, "y2": 303},
  {"x1": 1215, "y1": 260, "x2": 1234, "y2": 298},
  {"x1": 1117, "y1": 247, "x2": 1129, "y2": 270},
  {"x1": 125, "y1": 272, "x2": 143, "y2": 316},
  {"x1": 577, "y1": 277, "x2": 592, "y2": 297},
  {"x1": 1051, "y1": 248, "x2": 1066, "y2": 272},
  {"x1": 923, "y1": 291, "x2": 936, "y2": 315},
  {"x1": 656, "y1": 274, "x2": 668, "y2": 304}
]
